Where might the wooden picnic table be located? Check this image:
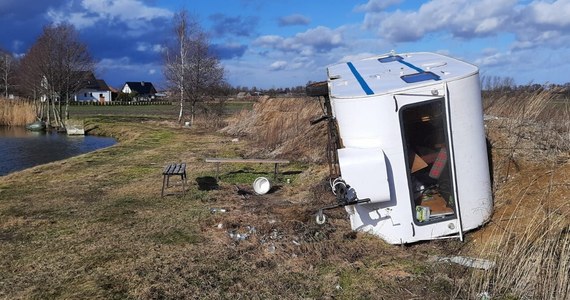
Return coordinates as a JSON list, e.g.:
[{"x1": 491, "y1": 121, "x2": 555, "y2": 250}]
[{"x1": 205, "y1": 158, "x2": 290, "y2": 181}]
